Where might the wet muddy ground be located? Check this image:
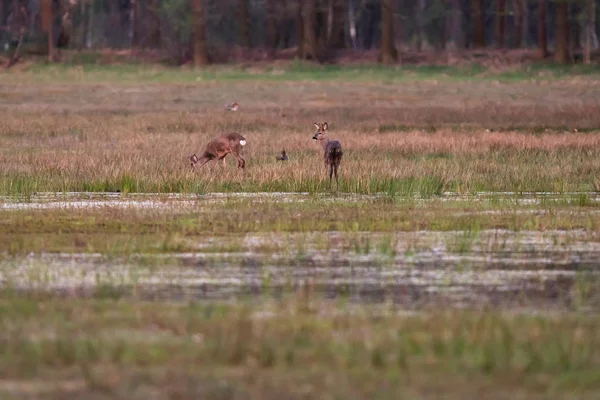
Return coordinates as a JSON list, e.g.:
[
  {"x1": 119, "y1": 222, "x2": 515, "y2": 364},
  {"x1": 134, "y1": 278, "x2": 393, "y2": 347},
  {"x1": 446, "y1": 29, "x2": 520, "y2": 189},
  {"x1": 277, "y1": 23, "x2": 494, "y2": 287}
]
[{"x1": 2, "y1": 192, "x2": 600, "y2": 311}]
